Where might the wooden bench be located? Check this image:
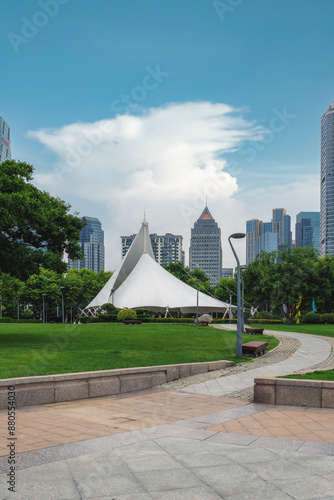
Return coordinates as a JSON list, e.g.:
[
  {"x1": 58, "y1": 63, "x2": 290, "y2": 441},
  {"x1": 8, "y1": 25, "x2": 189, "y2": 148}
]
[
  {"x1": 242, "y1": 341, "x2": 268, "y2": 357},
  {"x1": 122, "y1": 320, "x2": 142, "y2": 325},
  {"x1": 245, "y1": 326, "x2": 264, "y2": 335}
]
